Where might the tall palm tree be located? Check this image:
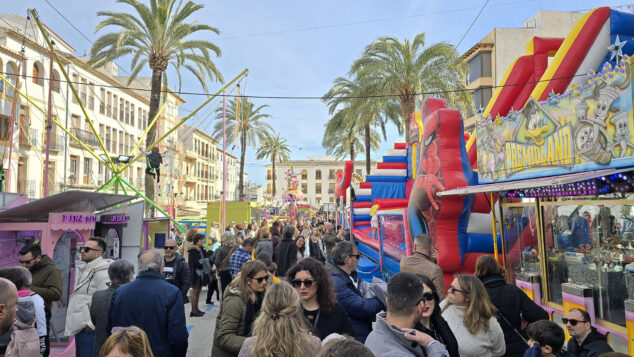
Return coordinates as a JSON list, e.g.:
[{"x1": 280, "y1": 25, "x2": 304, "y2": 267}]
[
  {"x1": 351, "y1": 33, "x2": 473, "y2": 139},
  {"x1": 87, "y1": 0, "x2": 223, "y2": 211},
  {"x1": 322, "y1": 75, "x2": 399, "y2": 174},
  {"x1": 321, "y1": 108, "x2": 380, "y2": 161},
  {"x1": 255, "y1": 133, "x2": 290, "y2": 197},
  {"x1": 213, "y1": 98, "x2": 273, "y2": 200}
]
